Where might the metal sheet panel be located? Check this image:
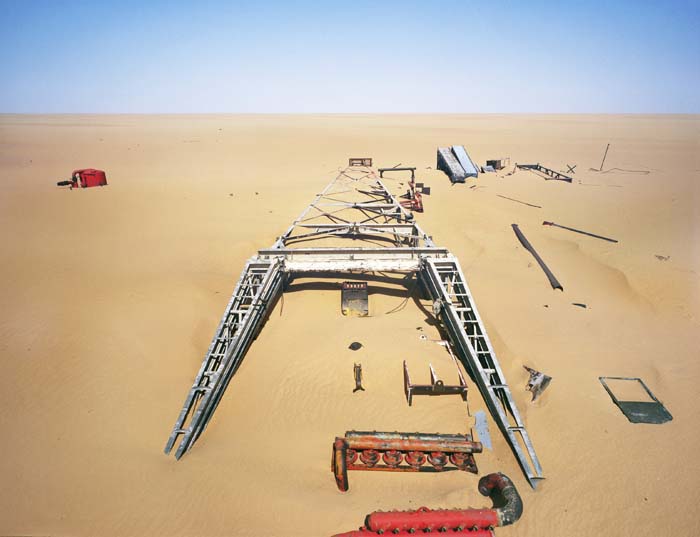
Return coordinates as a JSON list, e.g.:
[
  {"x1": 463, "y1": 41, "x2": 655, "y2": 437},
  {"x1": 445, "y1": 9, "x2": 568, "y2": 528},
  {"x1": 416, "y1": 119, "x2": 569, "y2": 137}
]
[
  {"x1": 437, "y1": 147, "x2": 467, "y2": 183},
  {"x1": 452, "y1": 145, "x2": 479, "y2": 178}
]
